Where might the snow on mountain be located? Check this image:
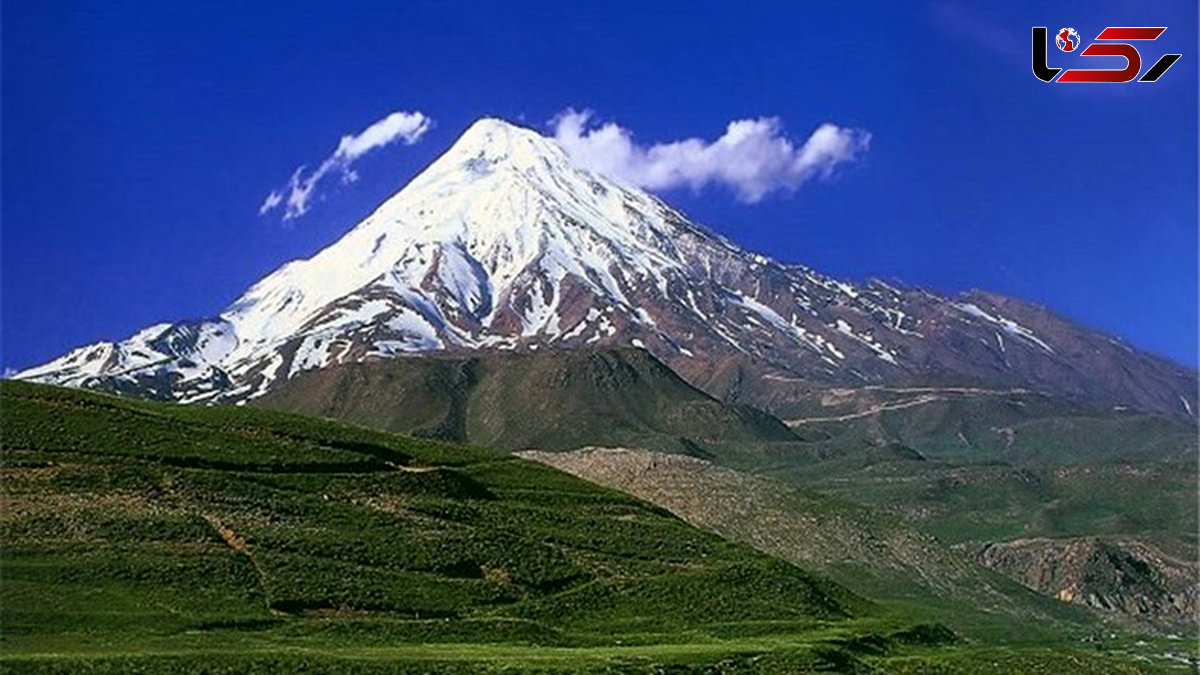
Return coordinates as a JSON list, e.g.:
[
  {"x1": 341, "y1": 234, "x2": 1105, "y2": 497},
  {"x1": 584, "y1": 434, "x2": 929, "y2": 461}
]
[{"x1": 15, "y1": 118, "x2": 1197, "y2": 418}]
